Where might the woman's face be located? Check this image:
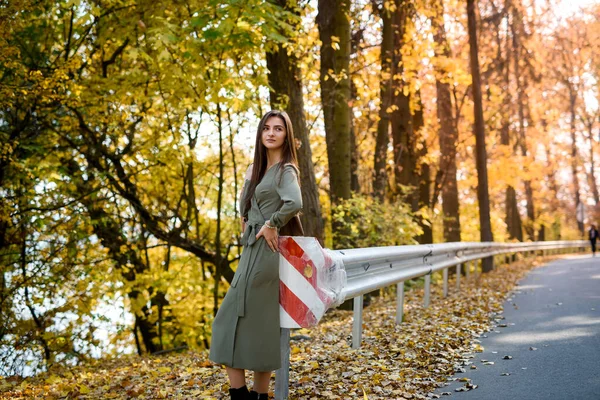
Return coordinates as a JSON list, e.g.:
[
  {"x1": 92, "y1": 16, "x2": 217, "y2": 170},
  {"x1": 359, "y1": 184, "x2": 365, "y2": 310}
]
[{"x1": 261, "y1": 116, "x2": 286, "y2": 151}]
